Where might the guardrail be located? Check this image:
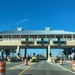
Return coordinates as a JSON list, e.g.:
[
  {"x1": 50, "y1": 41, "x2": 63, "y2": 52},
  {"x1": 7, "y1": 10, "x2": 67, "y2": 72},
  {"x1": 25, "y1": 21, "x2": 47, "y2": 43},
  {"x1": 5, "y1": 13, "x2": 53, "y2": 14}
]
[{"x1": 0, "y1": 38, "x2": 74, "y2": 42}]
